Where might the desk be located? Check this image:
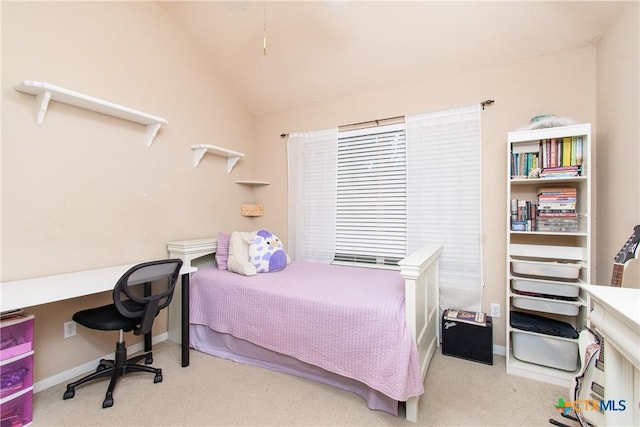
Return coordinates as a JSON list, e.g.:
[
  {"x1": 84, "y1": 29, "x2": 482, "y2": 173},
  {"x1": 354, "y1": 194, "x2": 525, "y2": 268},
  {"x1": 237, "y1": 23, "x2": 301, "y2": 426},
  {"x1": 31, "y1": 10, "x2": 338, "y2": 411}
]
[
  {"x1": 0, "y1": 262, "x2": 196, "y2": 367},
  {"x1": 582, "y1": 284, "x2": 640, "y2": 426}
]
